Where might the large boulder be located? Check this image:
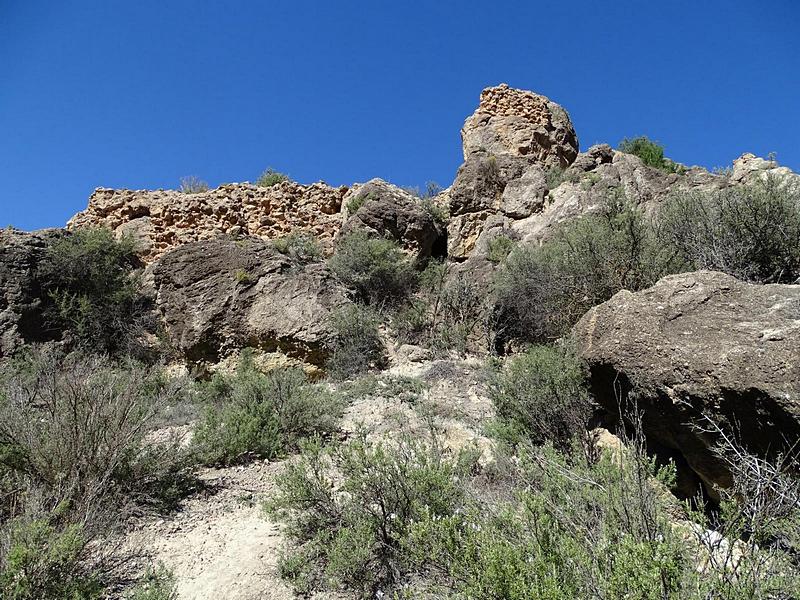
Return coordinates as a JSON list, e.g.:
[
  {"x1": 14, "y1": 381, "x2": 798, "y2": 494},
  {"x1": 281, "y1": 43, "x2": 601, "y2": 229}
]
[
  {"x1": 0, "y1": 228, "x2": 64, "y2": 357},
  {"x1": 338, "y1": 179, "x2": 446, "y2": 264},
  {"x1": 68, "y1": 181, "x2": 348, "y2": 262},
  {"x1": 574, "y1": 270, "x2": 800, "y2": 494},
  {"x1": 150, "y1": 237, "x2": 349, "y2": 367},
  {"x1": 461, "y1": 83, "x2": 579, "y2": 167}
]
